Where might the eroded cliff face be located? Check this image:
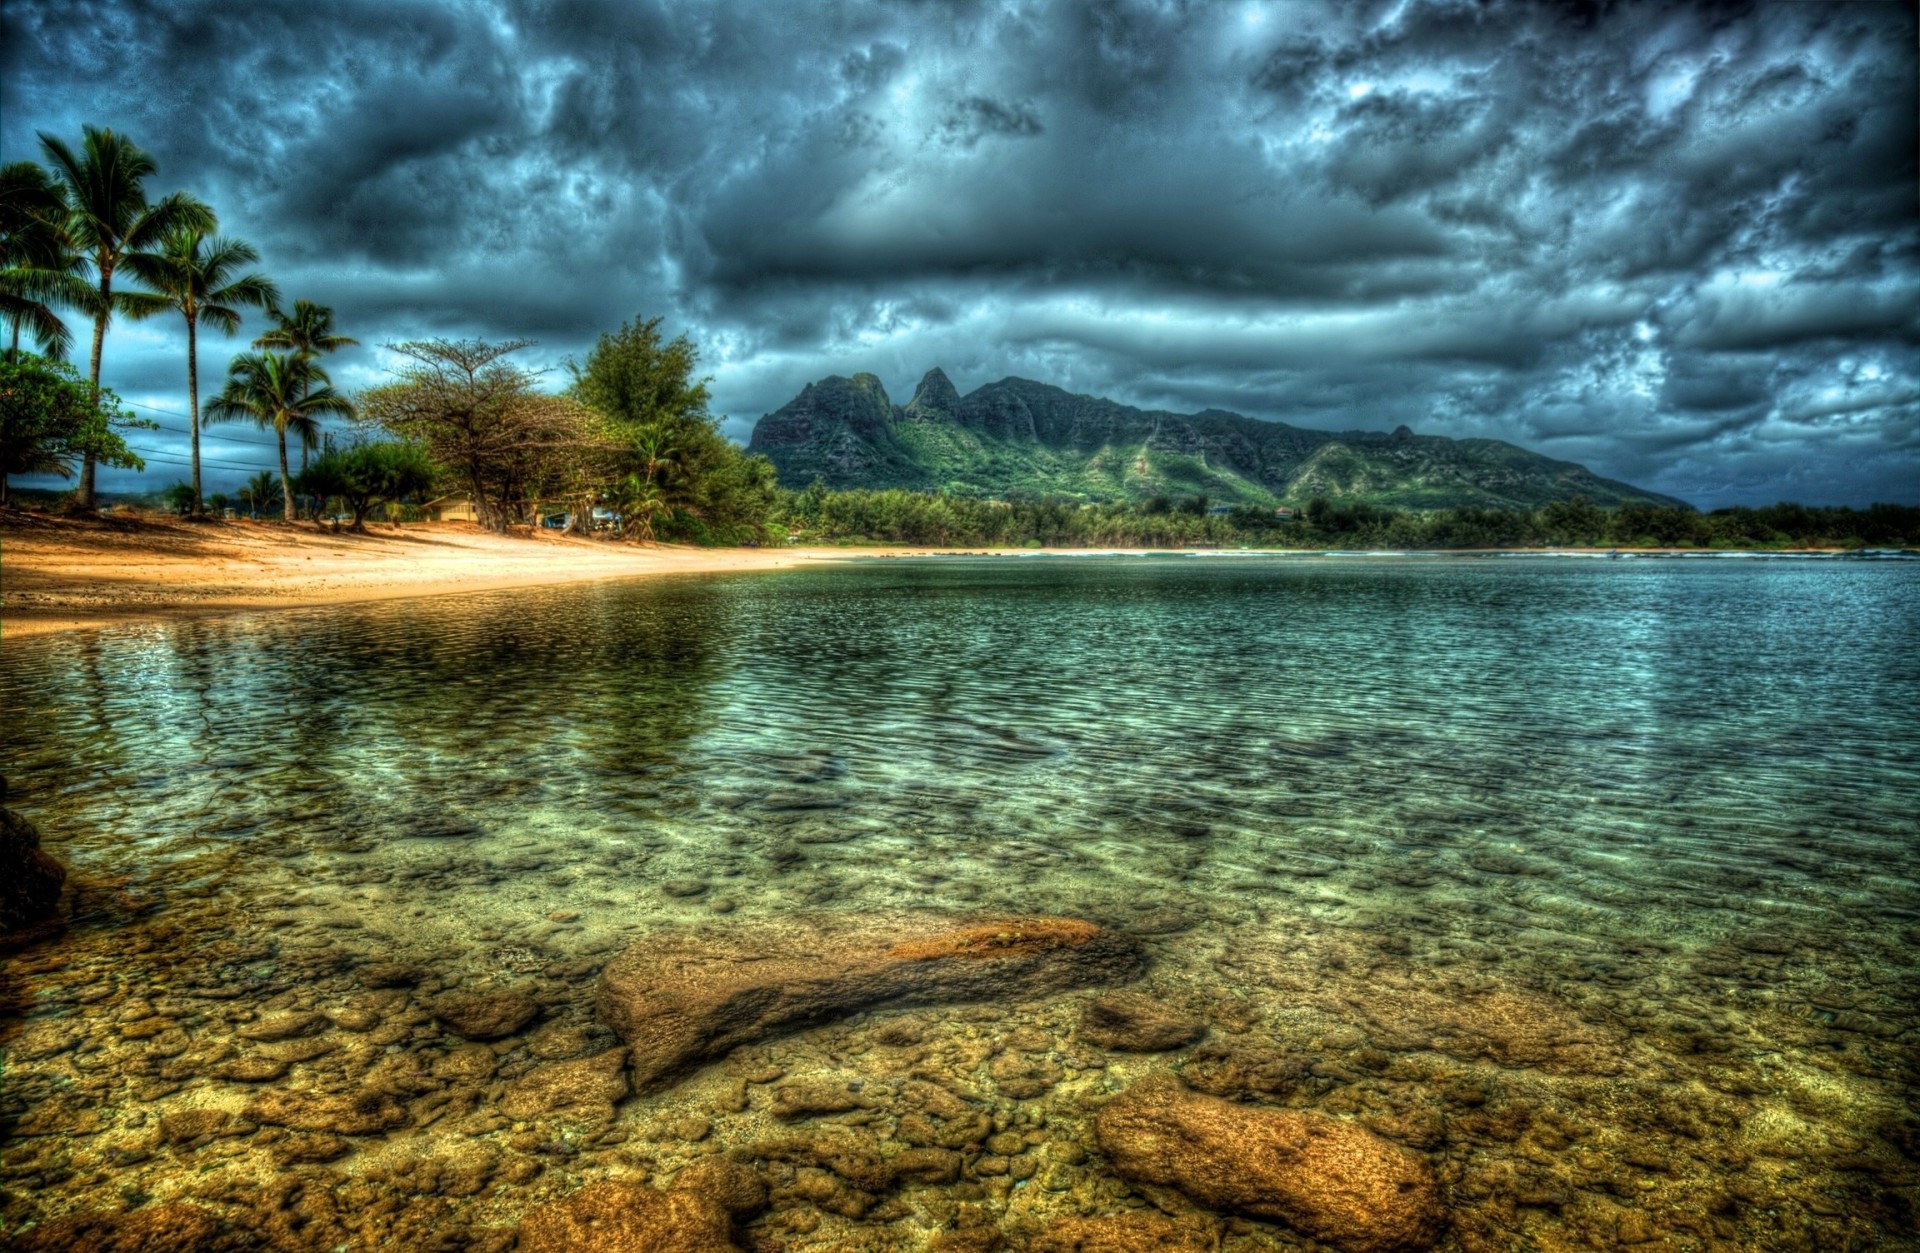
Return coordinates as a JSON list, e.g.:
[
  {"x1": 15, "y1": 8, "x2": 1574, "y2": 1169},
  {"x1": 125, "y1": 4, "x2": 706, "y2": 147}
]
[{"x1": 747, "y1": 368, "x2": 1683, "y2": 509}]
